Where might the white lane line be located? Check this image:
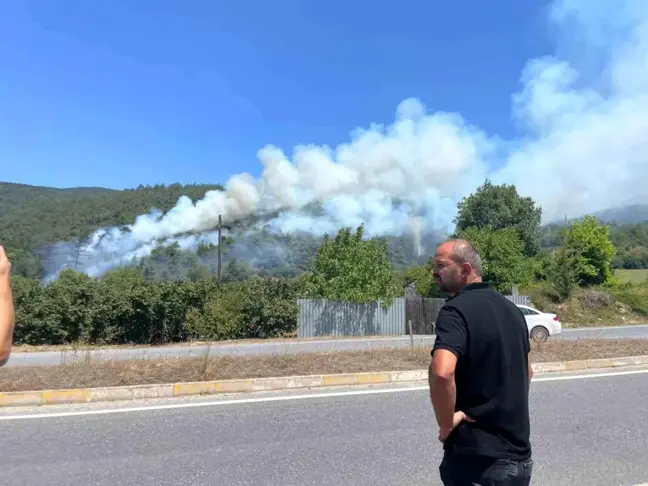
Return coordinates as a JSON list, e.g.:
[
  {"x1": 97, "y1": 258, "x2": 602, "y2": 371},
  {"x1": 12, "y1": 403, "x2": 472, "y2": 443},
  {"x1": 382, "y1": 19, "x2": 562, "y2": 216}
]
[
  {"x1": 533, "y1": 368, "x2": 648, "y2": 381},
  {"x1": 0, "y1": 368, "x2": 647, "y2": 421},
  {"x1": 0, "y1": 386, "x2": 430, "y2": 421}
]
